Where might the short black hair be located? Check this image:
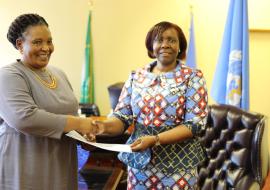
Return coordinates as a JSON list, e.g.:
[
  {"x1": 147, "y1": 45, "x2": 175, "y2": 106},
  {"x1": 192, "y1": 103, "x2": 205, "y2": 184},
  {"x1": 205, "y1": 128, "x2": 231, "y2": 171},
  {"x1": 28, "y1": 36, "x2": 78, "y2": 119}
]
[
  {"x1": 145, "y1": 21, "x2": 187, "y2": 60},
  {"x1": 7, "y1": 13, "x2": 48, "y2": 49}
]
